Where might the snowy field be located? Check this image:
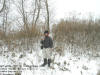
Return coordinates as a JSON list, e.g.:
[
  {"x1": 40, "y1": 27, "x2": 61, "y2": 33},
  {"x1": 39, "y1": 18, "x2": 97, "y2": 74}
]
[{"x1": 0, "y1": 42, "x2": 100, "y2": 75}]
